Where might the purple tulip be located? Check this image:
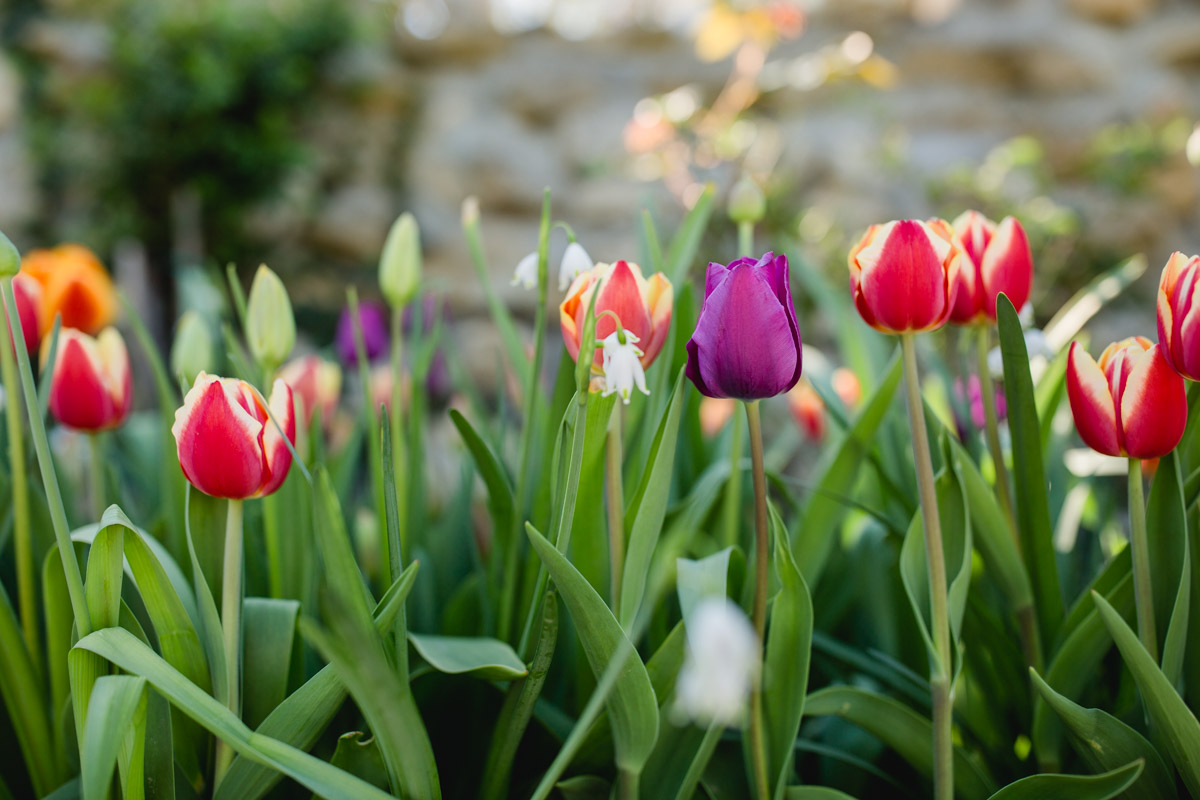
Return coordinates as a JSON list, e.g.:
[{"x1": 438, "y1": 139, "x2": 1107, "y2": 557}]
[
  {"x1": 685, "y1": 252, "x2": 802, "y2": 400},
  {"x1": 336, "y1": 300, "x2": 390, "y2": 366}
]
